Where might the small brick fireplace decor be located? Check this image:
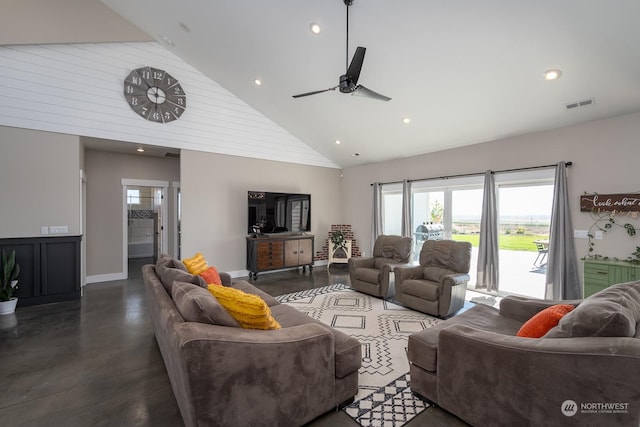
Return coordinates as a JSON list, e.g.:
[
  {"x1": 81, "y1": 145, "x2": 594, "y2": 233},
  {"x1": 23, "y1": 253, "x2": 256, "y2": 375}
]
[{"x1": 315, "y1": 224, "x2": 362, "y2": 261}]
